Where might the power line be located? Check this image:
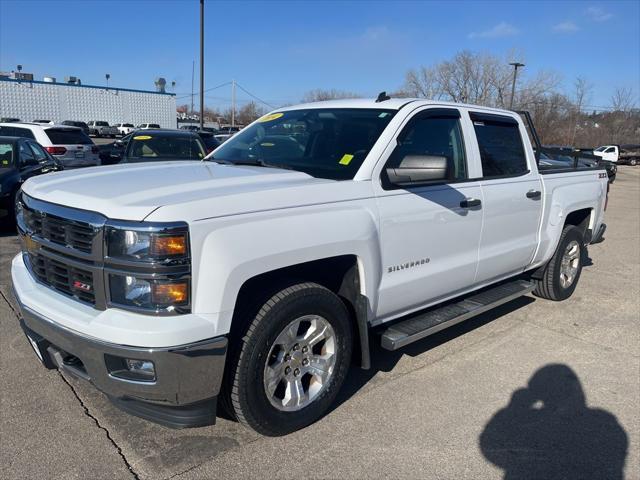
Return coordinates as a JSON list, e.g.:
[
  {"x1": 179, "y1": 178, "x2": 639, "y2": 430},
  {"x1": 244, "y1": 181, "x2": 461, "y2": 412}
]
[{"x1": 235, "y1": 82, "x2": 277, "y2": 109}]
